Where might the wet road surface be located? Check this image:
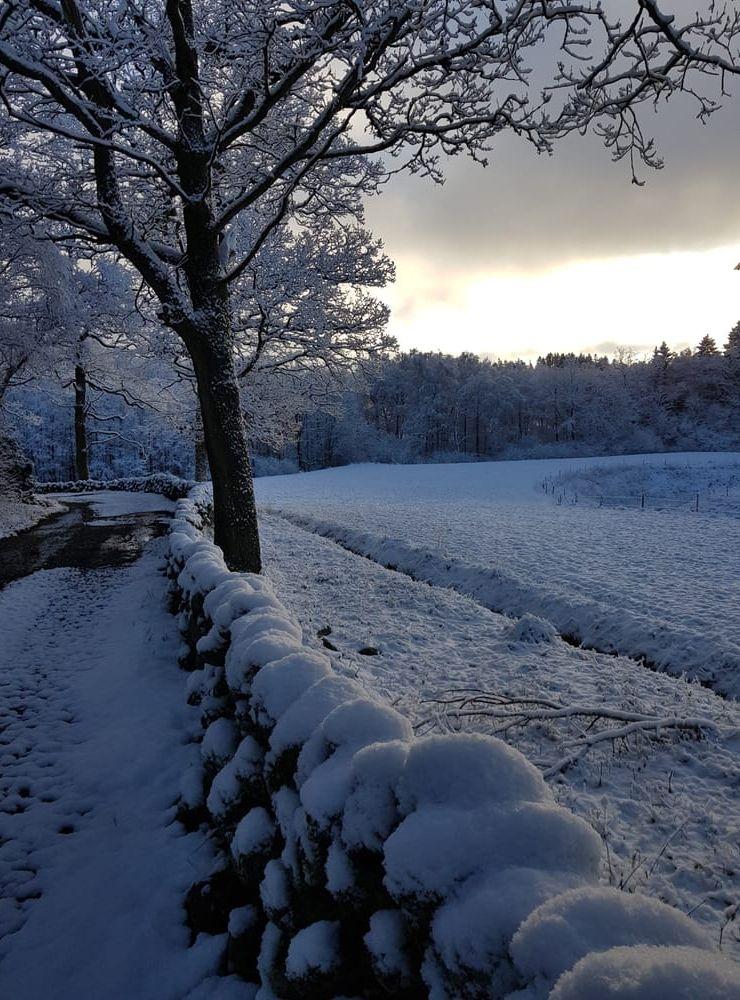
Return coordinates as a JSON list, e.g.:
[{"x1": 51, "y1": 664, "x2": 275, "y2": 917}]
[{"x1": 0, "y1": 499, "x2": 171, "y2": 589}]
